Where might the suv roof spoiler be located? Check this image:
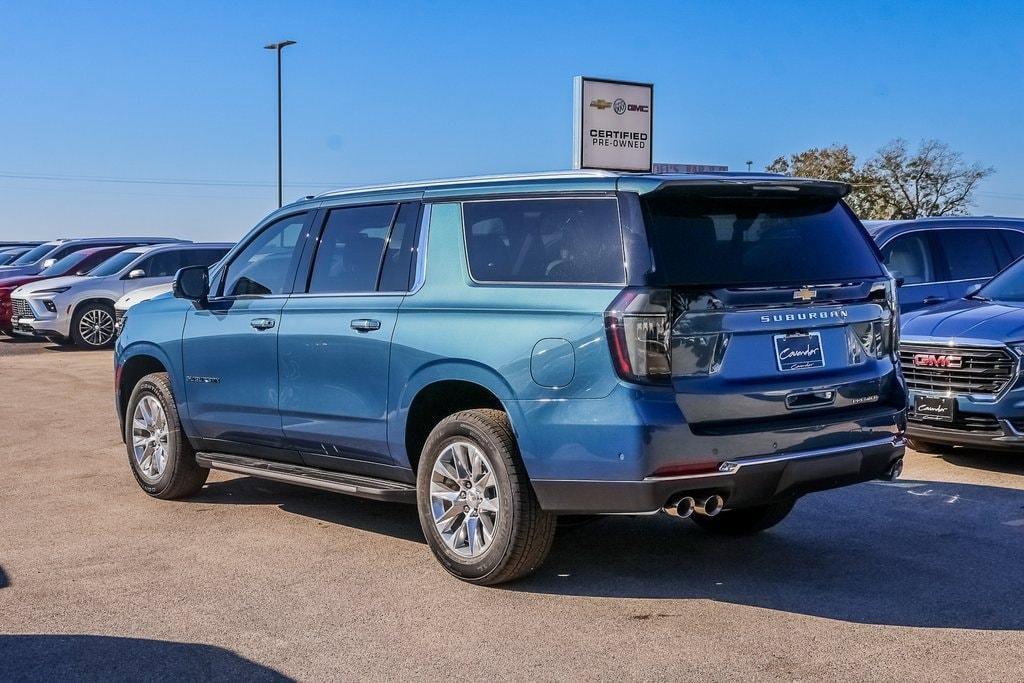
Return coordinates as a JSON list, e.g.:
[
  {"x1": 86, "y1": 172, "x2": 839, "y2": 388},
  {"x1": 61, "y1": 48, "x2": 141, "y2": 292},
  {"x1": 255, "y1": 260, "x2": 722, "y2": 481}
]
[{"x1": 646, "y1": 177, "x2": 851, "y2": 199}]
